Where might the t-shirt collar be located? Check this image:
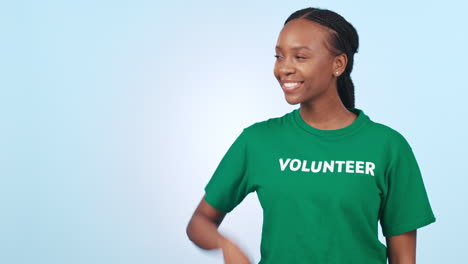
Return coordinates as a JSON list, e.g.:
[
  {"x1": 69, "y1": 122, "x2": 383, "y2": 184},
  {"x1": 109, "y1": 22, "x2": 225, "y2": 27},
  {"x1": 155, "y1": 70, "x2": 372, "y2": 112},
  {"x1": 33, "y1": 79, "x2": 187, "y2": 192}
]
[{"x1": 292, "y1": 106, "x2": 370, "y2": 137}]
